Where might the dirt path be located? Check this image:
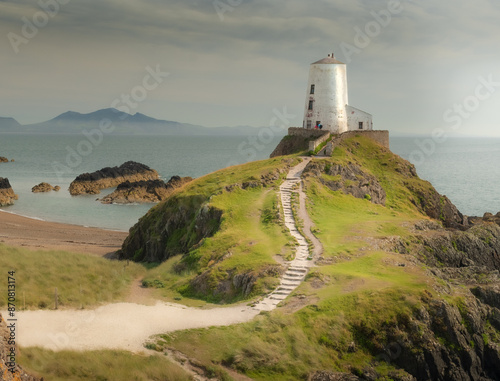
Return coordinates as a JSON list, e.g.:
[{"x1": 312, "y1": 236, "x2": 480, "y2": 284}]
[{"x1": 10, "y1": 158, "x2": 323, "y2": 353}]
